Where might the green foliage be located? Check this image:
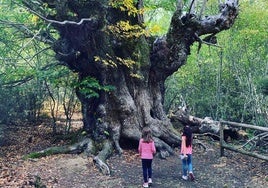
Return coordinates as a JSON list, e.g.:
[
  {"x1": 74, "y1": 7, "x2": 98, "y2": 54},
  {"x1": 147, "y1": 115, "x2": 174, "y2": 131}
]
[
  {"x1": 0, "y1": 86, "x2": 39, "y2": 123},
  {"x1": 165, "y1": 0, "x2": 268, "y2": 126},
  {"x1": 144, "y1": 0, "x2": 177, "y2": 35},
  {"x1": 77, "y1": 77, "x2": 115, "y2": 99},
  {"x1": 0, "y1": 1, "x2": 79, "y2": 124},
  {"x1": 258, "y1": 77, "x2": 268, "y2": 96}
]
